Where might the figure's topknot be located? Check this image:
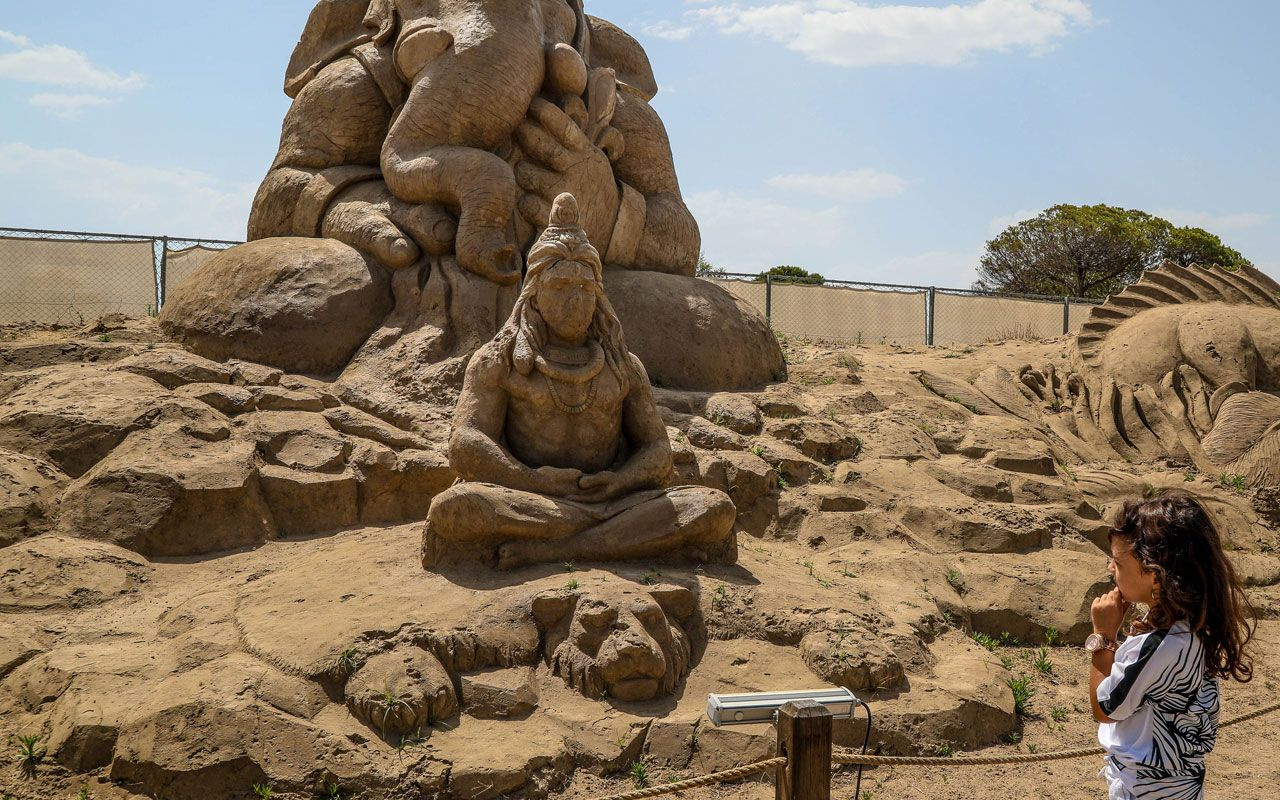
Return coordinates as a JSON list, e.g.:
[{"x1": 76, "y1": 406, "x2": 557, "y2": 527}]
[{"x1": 549, "y1": 193, "x2": 580, "y2": 228}]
